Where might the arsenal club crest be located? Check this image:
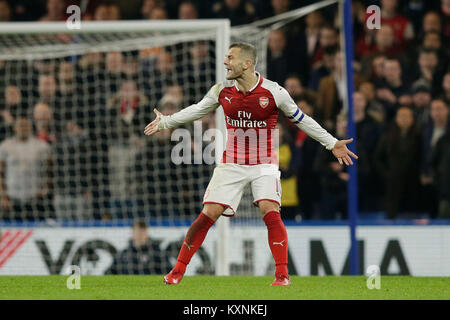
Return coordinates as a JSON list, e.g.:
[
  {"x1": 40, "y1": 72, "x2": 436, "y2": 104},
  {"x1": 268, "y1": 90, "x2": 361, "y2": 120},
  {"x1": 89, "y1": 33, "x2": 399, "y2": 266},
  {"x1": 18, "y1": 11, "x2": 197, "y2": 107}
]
[{"x1": 259, "y1": 96, "x2": 269, "y2": 108}]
